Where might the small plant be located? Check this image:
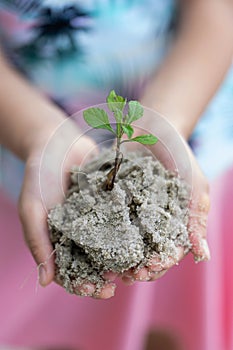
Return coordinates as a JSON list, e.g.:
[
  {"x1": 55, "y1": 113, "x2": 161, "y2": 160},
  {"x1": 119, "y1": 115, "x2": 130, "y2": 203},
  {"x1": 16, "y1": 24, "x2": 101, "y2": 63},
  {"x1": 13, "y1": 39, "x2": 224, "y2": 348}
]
[{"x1": 83, "y1": 90, "x2": 158, "y2": 190}]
